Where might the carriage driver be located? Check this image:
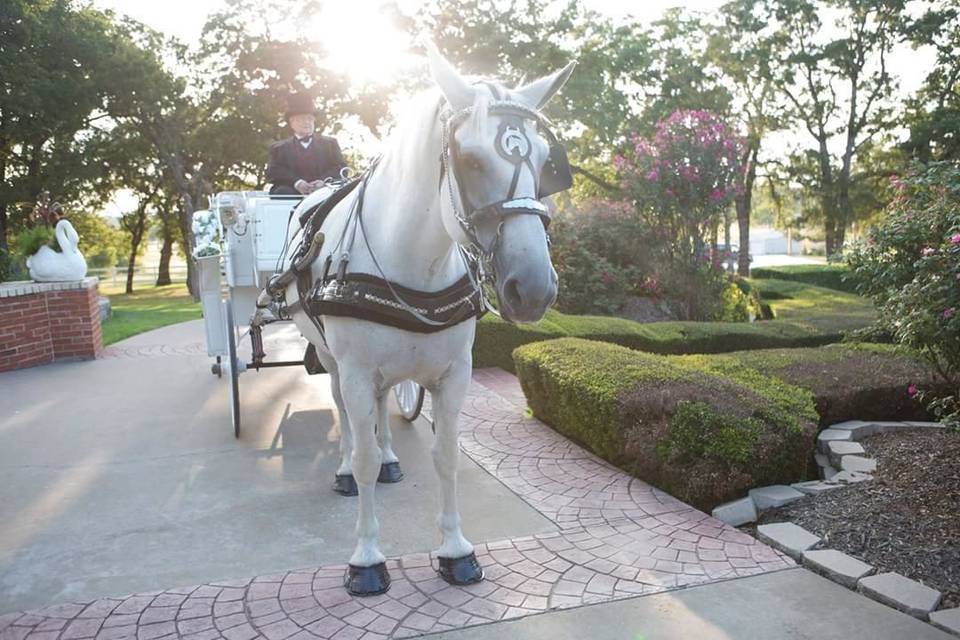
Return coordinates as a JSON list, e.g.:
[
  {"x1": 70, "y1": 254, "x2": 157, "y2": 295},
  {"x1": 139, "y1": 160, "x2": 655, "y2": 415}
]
[{"x1": 266, "y1": 93, "x2": 347, "y2": 196}]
